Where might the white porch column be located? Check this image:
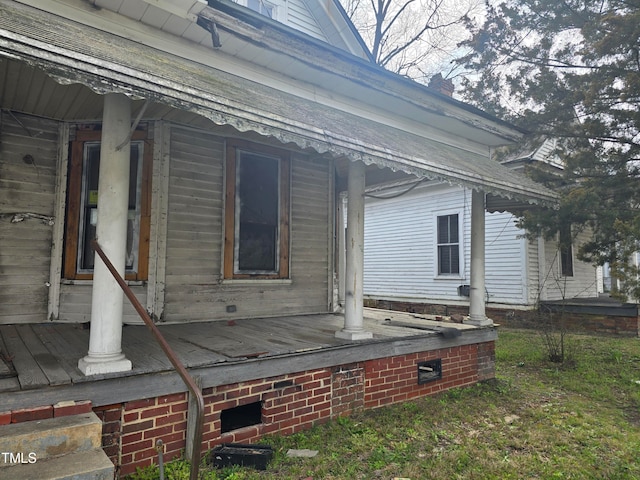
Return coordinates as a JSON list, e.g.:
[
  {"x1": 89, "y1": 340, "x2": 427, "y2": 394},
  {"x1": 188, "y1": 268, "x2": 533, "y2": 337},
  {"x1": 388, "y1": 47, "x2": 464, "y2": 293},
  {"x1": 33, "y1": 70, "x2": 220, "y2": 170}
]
[
  {"x1": 466, "y1": 189, "x2": 492, "y2": 326},
  {"x1": 78, "y1": 93, "x2": 133, "y2": 375},
  {"x1": 336, "y1": 161, "x2": 372, "y2": 340}
]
